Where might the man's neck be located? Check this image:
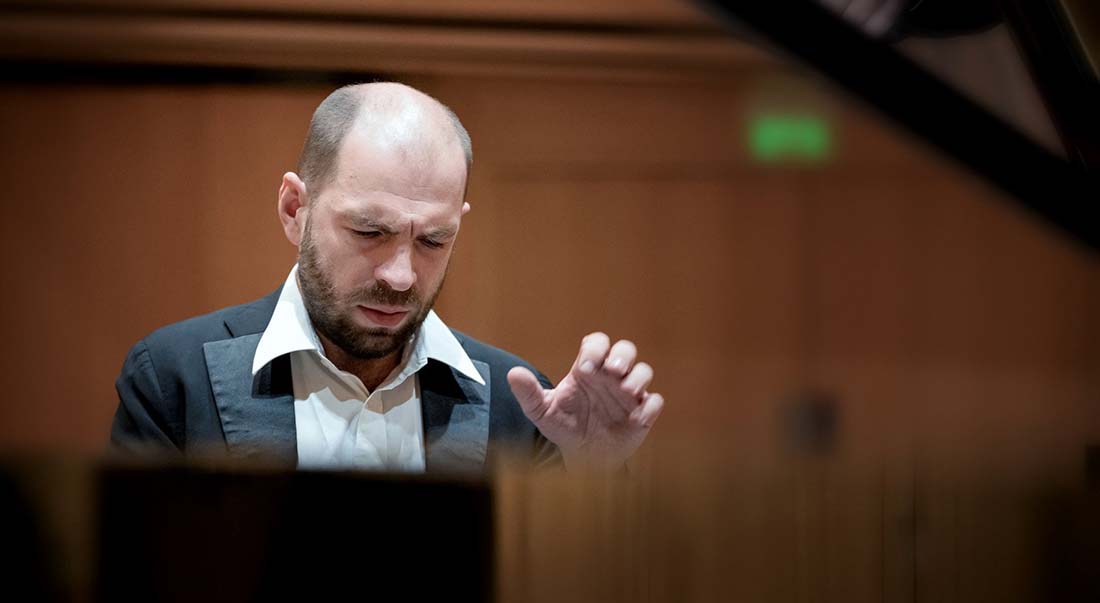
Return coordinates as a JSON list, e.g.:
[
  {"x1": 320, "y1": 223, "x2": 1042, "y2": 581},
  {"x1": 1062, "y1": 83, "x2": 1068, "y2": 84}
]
[{"x1": 318, "y1": 336, "x2": 403, "y2": 393}]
